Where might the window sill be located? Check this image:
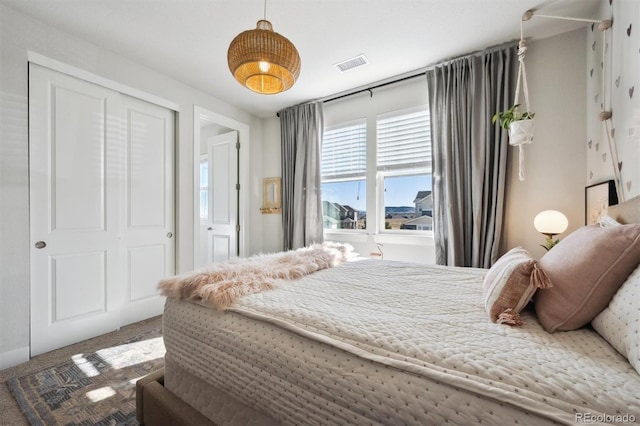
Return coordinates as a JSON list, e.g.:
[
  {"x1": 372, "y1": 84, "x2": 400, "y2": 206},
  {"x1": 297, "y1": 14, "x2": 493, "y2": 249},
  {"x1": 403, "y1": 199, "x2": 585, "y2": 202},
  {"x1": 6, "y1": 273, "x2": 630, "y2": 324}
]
[
  {"x1": 323, "y1": 231, "x2": 368, "y2": 243},
  {"x1": 374, "y1": 233, "x2": 434, "y2": 246},
  {"x1": 324, "y1": 231, "x2": 434, "y2": 247}
]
